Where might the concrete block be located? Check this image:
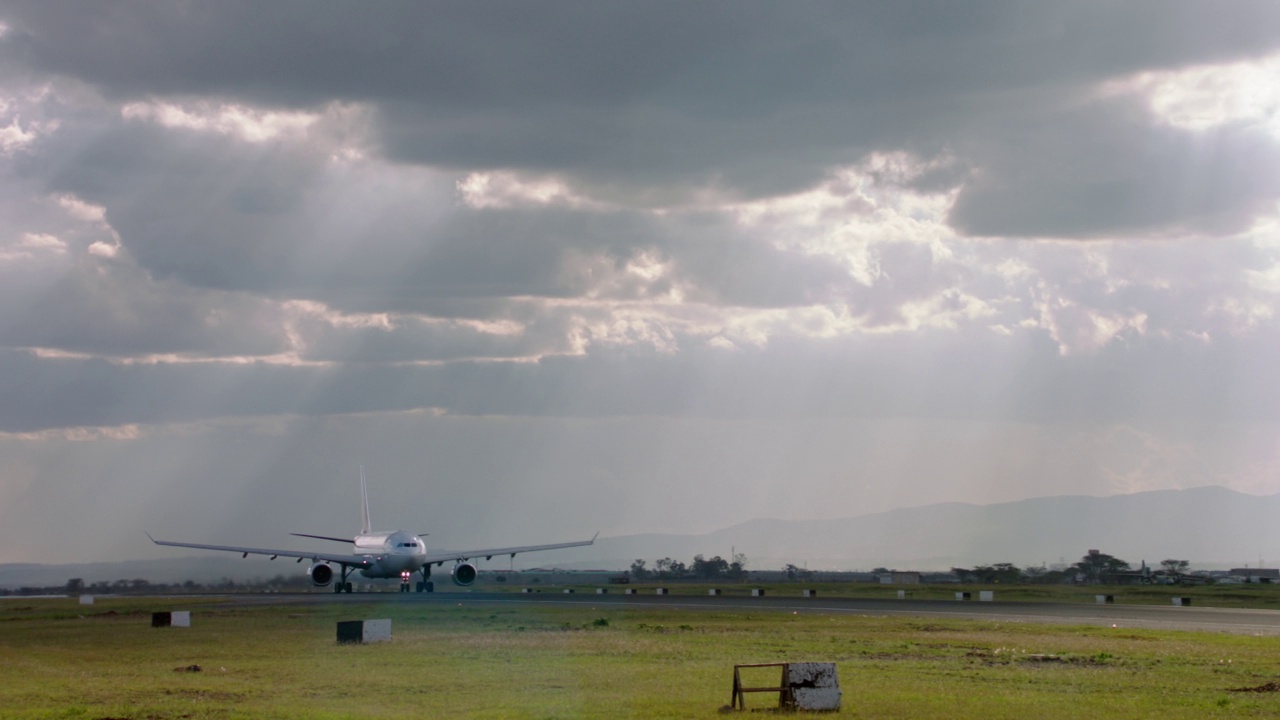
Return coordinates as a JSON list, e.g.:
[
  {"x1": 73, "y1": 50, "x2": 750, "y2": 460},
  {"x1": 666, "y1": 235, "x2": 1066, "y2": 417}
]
[
  {"x1": 1173, "y1": 597, "x2": 1192, "y2": 606},
  {"x1": 79, "y1": 595, "x2": 94, "y2": 605},
  {"x1": 655, "y1": 587, "x2": 668, "y2": 595},
  {"x1": 522, "y1": 587, "x2": 534, "y2": 593},
  {"x1": 803, "y1": 589, "x2": 816, "y2": 598},
  {"x1": 337, "y1": 618, "x2": 392, "y2": 644},
  {"x1": 151, "y1": 612, "x2": 171, "y2": 627},
  {"x1": 708, "y1": 588, "x2": 721, "y2": 596},
  {"x1": 362, "y1": 619, "x2": 391, "y2": 643},
  {"x1": 897, "y1": 590, "x2": 906, "y2": 599},
  {"x1": 563, "y1": 588, "x2": 575, "y2": 594},
  {"x1": 1096, "y1": 594, "x2": 1114, "y2": 604},
  {"x1": 979, "y1": 591, "x2": 994, "y2": 602},
  {"x1": 785, "y1": 662, "x2": 841, "y2": 711},
  {"x1": 955, "y1": 592, "x2": 971, "y2": 601},
  {"x1": 171, "y1": 611, "x2": 191, "y2": 627},
  {"x1": 751, "y1": 588, "x2": 766, "y2": 597},
  {"x1": 596, "y1": 588, "x2": 608, "y2": 594},
  {"x1": 624, "y1": 588, "x2": 636, "y2": 595}
]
